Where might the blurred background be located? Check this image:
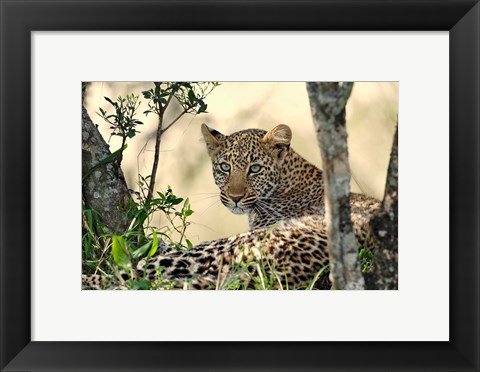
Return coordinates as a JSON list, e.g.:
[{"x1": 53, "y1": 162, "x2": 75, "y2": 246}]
[{"x1": 84, "y1": 82, "x2": 398, "y2": 244}]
